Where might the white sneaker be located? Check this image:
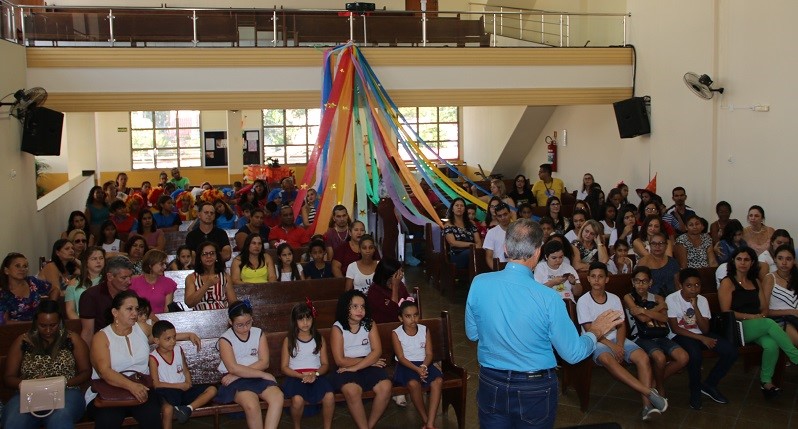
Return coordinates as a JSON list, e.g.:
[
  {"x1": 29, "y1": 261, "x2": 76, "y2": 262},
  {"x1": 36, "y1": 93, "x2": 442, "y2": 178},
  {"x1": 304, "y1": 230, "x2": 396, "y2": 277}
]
[{"x1": 392, "y1": 394, "x2": 407, "y2": 407}]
